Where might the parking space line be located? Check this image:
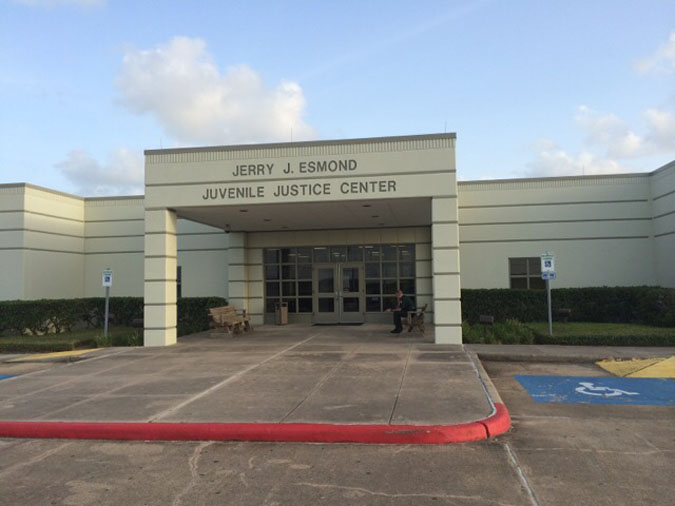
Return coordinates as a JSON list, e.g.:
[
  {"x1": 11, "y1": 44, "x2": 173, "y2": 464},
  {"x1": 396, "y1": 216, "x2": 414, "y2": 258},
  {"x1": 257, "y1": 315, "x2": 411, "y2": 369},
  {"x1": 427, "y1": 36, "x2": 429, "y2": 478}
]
[{"x1": 147, "y1": 331, "x2": 324, "y2": 423}]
